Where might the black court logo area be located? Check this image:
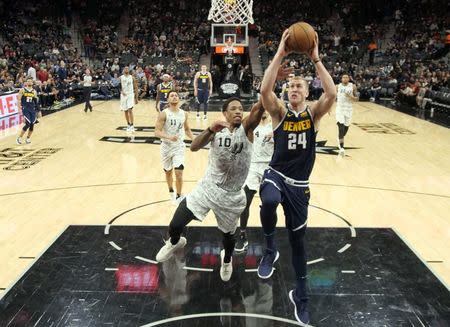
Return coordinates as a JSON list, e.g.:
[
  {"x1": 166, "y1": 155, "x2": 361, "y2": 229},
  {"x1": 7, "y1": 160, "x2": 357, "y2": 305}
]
[
  {"x1": 353, "y1": 123, "x2": 415, "y2": 134},
  {"x1": 0, "y1": 147, "x2": 62, "y2": 170}
]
